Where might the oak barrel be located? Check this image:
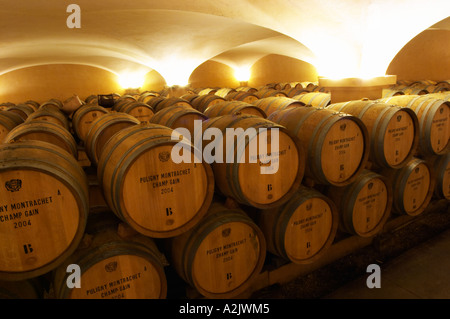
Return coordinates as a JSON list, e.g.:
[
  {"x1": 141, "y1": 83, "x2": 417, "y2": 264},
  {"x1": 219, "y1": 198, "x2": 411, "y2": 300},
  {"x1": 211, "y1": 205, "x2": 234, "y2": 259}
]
[
  {"x1": 138, "y1": 91, "x2": 159, "y2": 104},
  {"x1": 253, "y1": 96, "x2": 305, "y2": 117},
  {"x1": 52, "y1": 214, "x2": 167, "y2": 299},
  {"x1": 268, "y1": 106, "x2": 369, "y2": 186},
  {"x1": 0, "y1": 140, "x2": 89, "y2": 280},
  {"x1": 293, "y1": 92, "x2": 331, "y2": 108},
  {"x1": 116, "y1": 101, "x2": 155, "y2": 123},
  {"x1": 203, "y1": 101, "x2": 267, "y2": 118},
  {"x1": 25, "y1": 107, "x2": 70, "y2": 131},
  {"x1": 225, "y1": 91, "x2": 259, "y2": 103},
  {"x1": 254, "y1": 89, "x2": 287, "y2": 99},
  {"x1": 198, "y1": 114, "x2": 305, "y2": 208},
  {"x1": 113, "y1": 95, "x2": 137, "y2": 111},
  {"x1": 427, "y1": 92, "x2": 450, "y2": 101},
  {"x1": 0, "y1": 112, "x2": 21, "y2": 143},
  {"x1": 327, "y1": 100, "x2": 419, "y2": 169},
  {"x1": 379, "y1": 95, "x2": 450, "y2": 156},
  {"x1": 326, "y1": 170, "x2": 392, "y2": 237},
  {"x1": 71, "y1": 104, "x2": 110, "y2": 142},
  {"x1": 150, "y1": 105, "x2": 207, "y2": 138},
  {"x1": 97, "y1": 123, "x2": 214, "y2": 238},
  {"x1": 215, "y1": 87, "x2": 236, "y2": 98},
  {"x1": 5, "y1": 121, "x2": 78, "y2": 158},
  {"x1": 85, "y1": 112, "x2": 140, "y2": 165},
  {"x1": 257, "y1": 186, "x2": 338, "y2": 264},
  {"x1": 166, "y1": 201, "x2": 266, "y2": 299},
  {"x1": 6, "y1": 104, "x2": 34, "y2": 121},
  {"x1": 427, "y1": 154, "x2": 450, "y2": 200},
  {"x1": 283, "y1": 87, "x2": 309, "y2": 98},
  {"x1": 154, "y1": 97, "x2": 191, "y2": 113},
  {"x1": 191, "y1": 94, "x2": 226, "y2": 113},
  {"x1": 379, "y1": 157, "x2": 435, "y2": 216},
  {"x1": 236, "y1": 86, "x2": 258, "y2": 93}
]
